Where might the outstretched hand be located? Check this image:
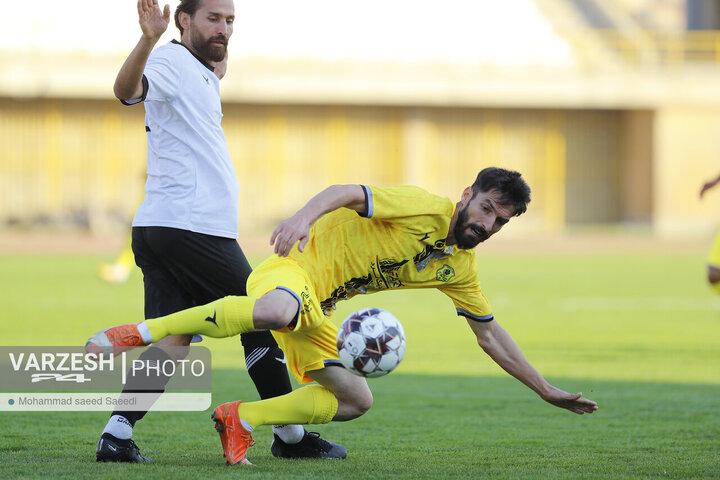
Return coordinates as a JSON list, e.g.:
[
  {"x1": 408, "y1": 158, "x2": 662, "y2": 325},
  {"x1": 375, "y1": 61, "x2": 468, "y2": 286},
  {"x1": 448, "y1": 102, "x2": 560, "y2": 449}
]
[
  {"x1": 138, "y1": 0, "x2": 170, "y2": 40},
  {"x1": 542, "y1": 385, "x2": 598, "y2": 415},
  {"x1": 270, "y1": 212, "x2": 312, "y2": 257}
]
